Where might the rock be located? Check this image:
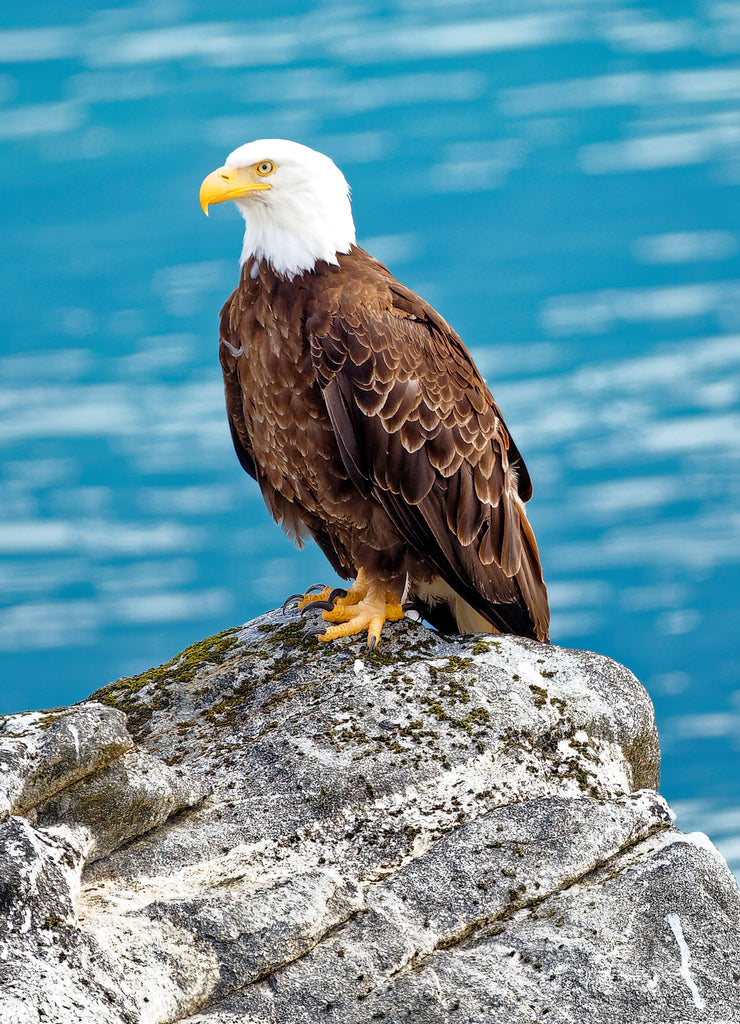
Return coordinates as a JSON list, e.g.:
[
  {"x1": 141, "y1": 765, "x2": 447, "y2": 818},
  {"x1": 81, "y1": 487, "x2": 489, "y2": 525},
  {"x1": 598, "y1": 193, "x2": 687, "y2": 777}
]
[
  {"x1": 0, "y1": 703, "x2": 132, "y2": 821},
  {"x1": 1, "y1": 608, "x2": 738, "y2": 1023}
]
